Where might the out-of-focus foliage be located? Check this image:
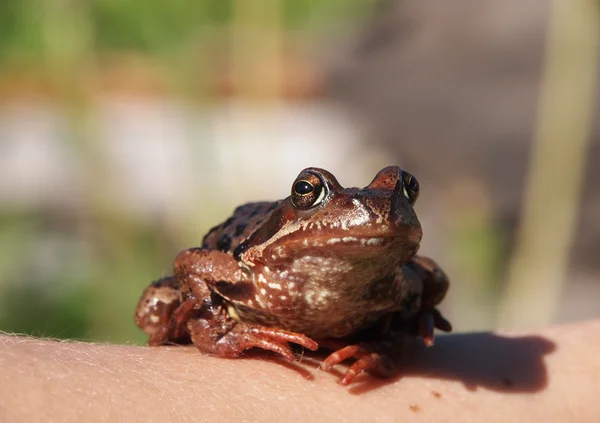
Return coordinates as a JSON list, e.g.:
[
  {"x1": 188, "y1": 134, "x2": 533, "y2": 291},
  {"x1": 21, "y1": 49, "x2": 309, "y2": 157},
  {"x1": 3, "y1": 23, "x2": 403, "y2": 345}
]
[
  {"x1": 0, "y1": 0, "x2": 365, "y2": 62},
  {"x1": 0, "y1": 0, "x2": 372, "y2": 343}
]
